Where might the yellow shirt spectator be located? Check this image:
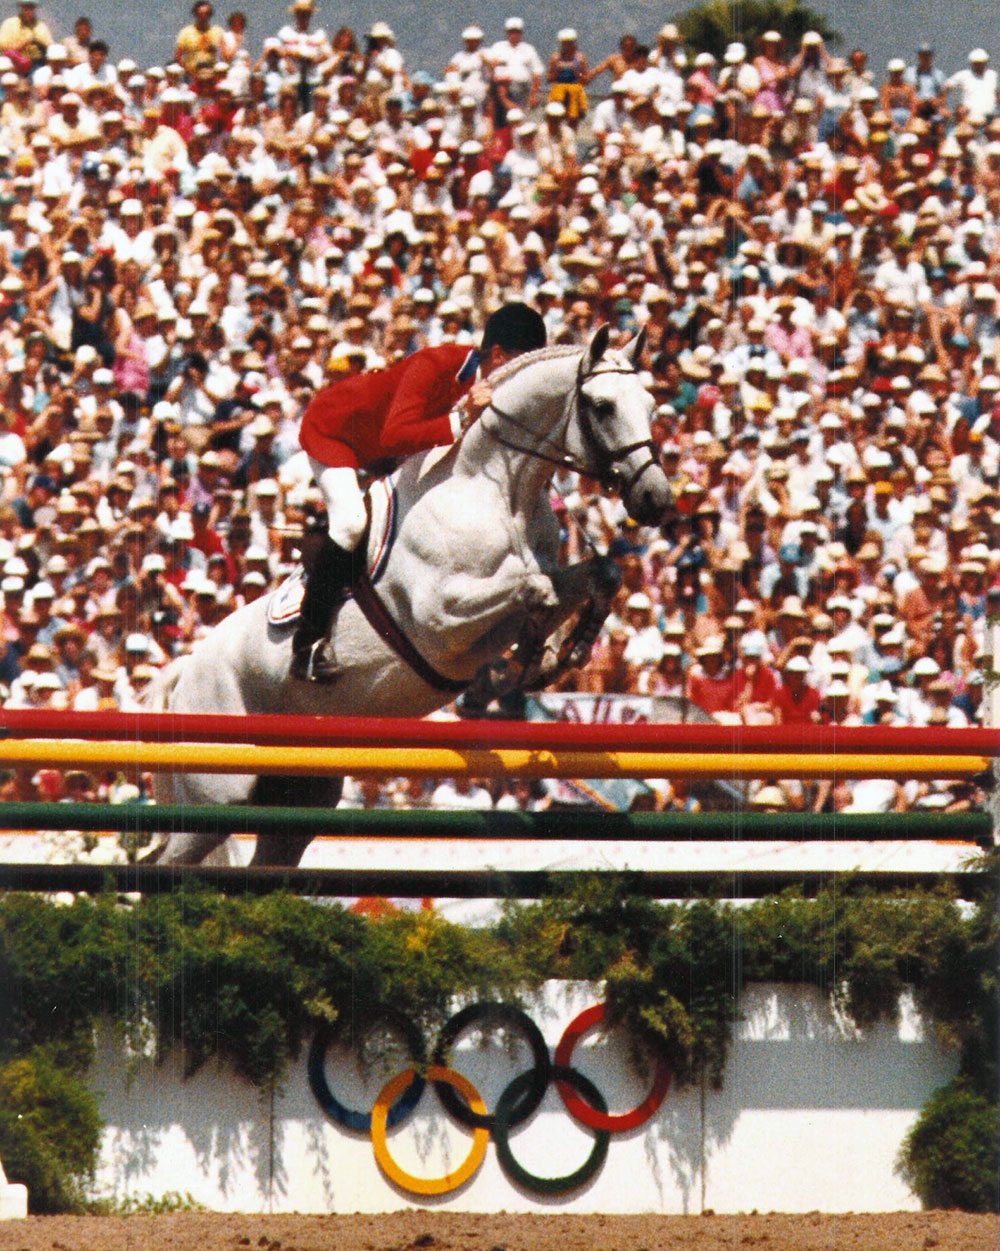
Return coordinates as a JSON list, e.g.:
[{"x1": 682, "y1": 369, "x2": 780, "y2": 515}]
[
  {"x1": 175, "y1": 1, "x2": 224, "y2": 75},
  {"x1": 0, "y1": 0, "x2": 51, "y2": 66}
]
